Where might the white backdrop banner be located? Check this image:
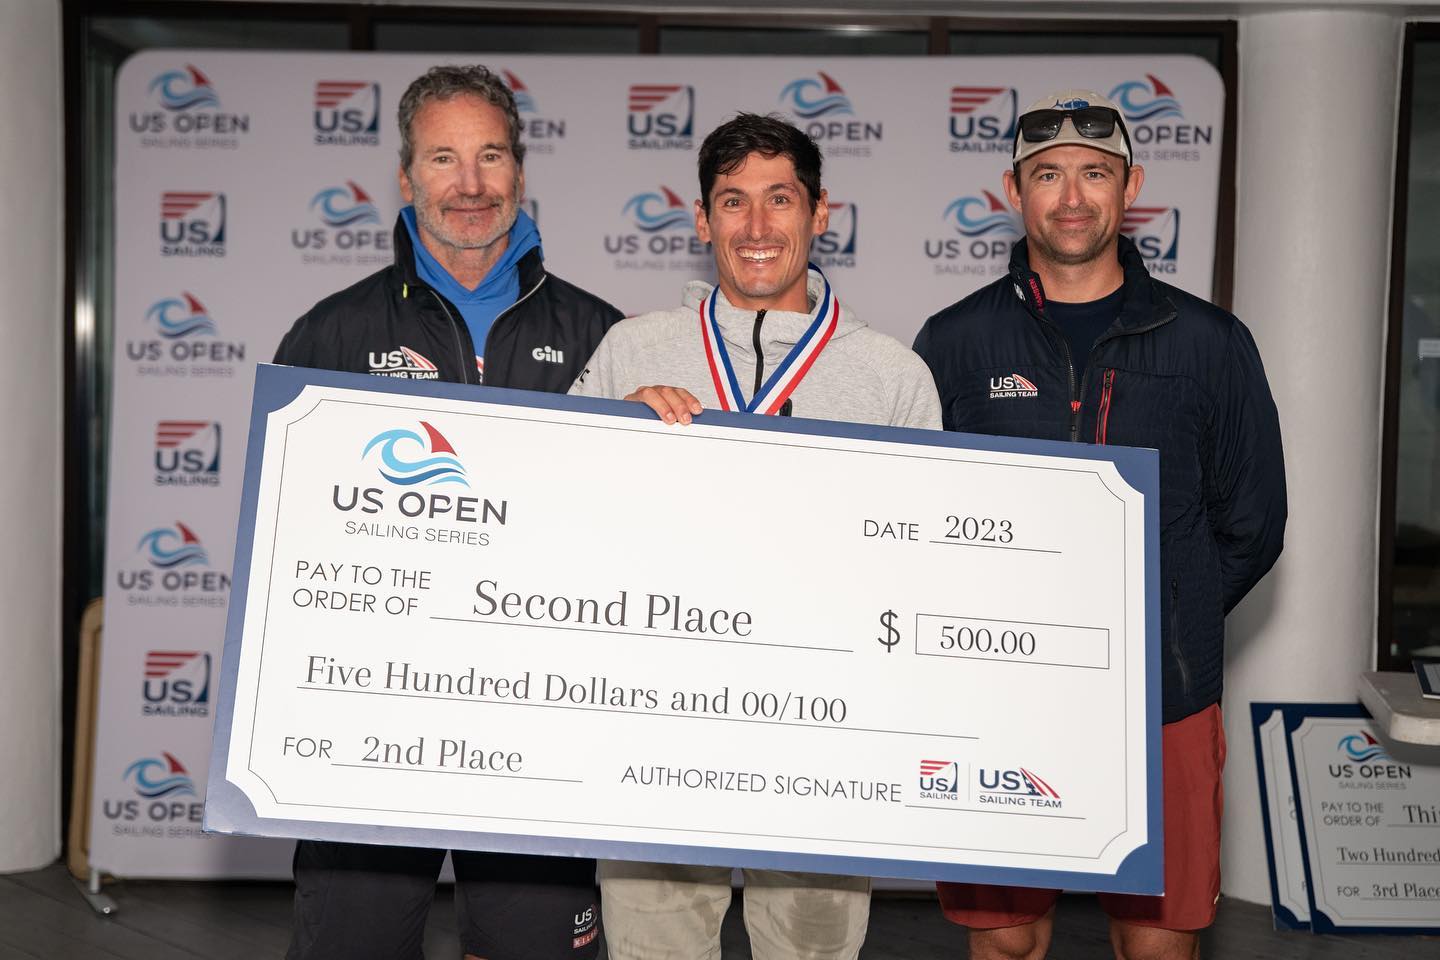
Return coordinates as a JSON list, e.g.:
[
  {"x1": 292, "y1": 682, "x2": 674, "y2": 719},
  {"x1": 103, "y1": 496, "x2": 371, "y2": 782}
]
[{"x1": 95, "y1": 50, "x2": 1223, "y2": 878}]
